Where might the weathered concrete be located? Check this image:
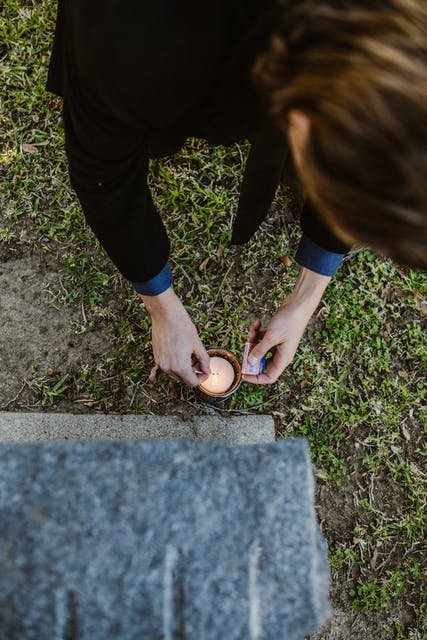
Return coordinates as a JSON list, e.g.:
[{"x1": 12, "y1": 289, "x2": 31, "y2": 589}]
[
  {"x1": 0, "y1": 438, "x2": 330, "y2": 640},
  {"x1": 0, "y1": 412, "x2": 275, "y2": 445}
]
